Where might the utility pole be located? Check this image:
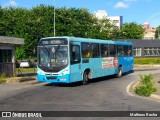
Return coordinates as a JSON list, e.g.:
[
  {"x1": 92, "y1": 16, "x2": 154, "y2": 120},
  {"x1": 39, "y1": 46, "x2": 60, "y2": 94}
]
[{"x1": 54, "y1": 0, "x2": 56, "y2": 36}]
